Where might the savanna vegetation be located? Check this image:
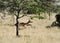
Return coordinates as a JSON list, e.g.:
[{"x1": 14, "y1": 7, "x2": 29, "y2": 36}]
[
  {"x1": 0, "y1": 0, "x2": 60, "y2": 39},
  {"x1": 0, "y1": 0, "x2": 60, "y2": 37},
  {"x1": 0, "y1": 0, "x2": 60, "y2": 43}
]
